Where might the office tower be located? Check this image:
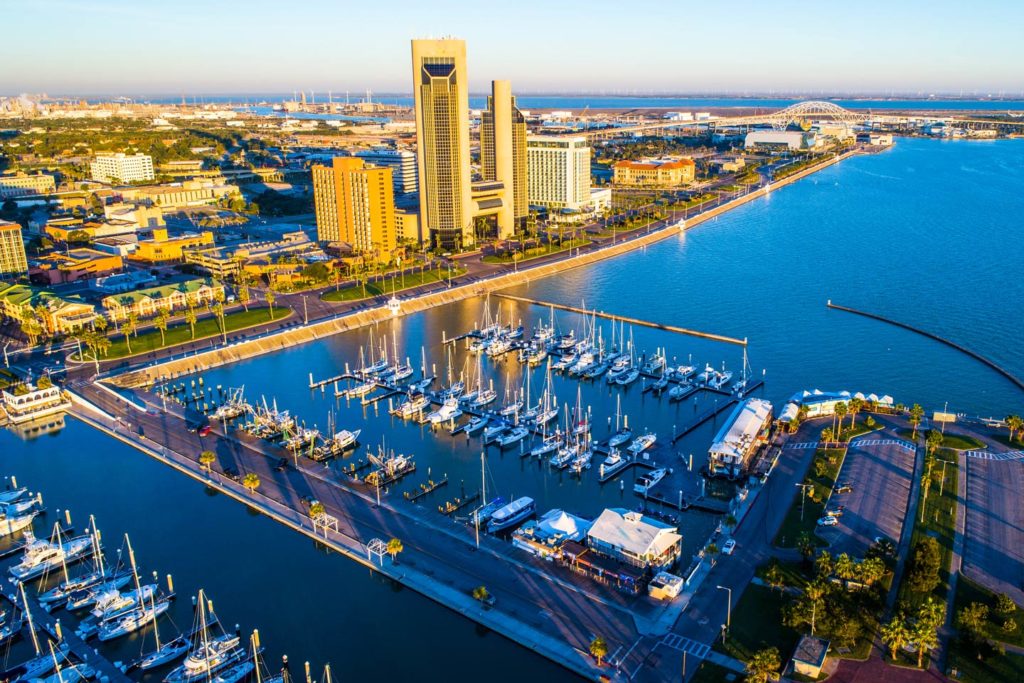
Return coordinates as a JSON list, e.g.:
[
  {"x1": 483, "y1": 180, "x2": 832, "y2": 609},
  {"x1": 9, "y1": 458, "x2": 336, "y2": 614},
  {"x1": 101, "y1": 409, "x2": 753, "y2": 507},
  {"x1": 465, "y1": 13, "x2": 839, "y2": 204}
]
[
  {"x1": 411, "y1": 38, "x2": 473, "y2": 250},
  {"x1": 480, "y1": 80, "x2": 528, "y2": 235},
  {"x1": 0, "y1": 220, "x2": 28, "y2": 278},
  {"x1": 311, "y1": 158, "x2": 397, "y2": 257},
  {"x1": 355, "y1": 148, "x2": 419, "y2": 196},
  {"x1": 527, "y1": 136, "x2": 592, "y2": 210}
]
